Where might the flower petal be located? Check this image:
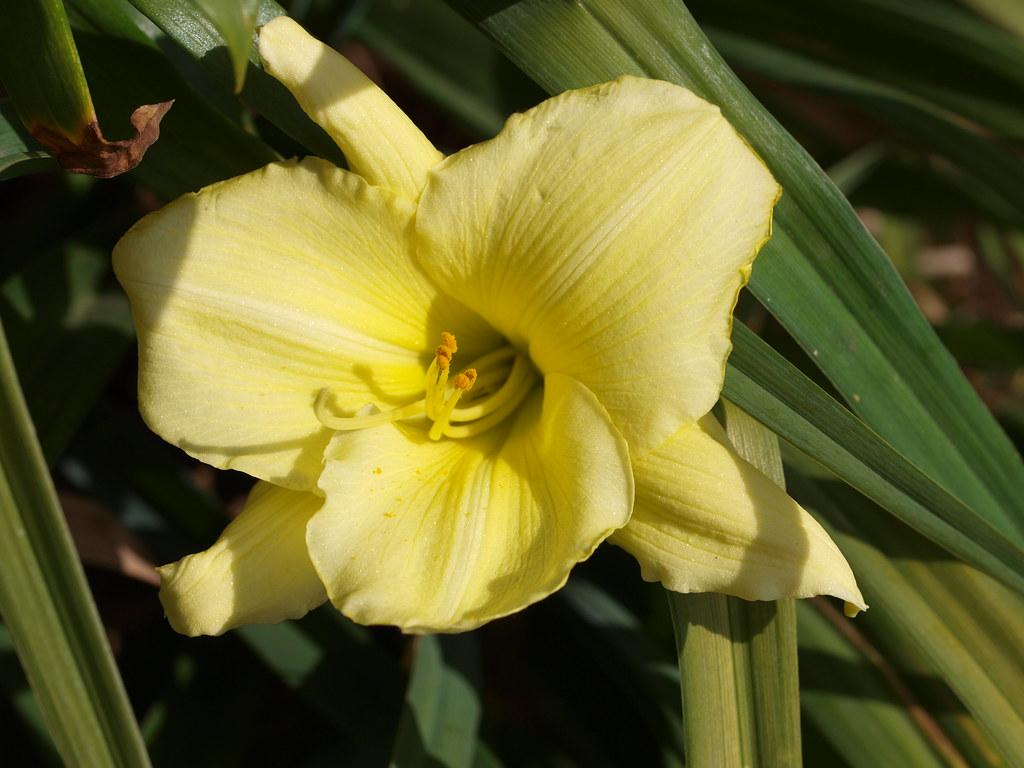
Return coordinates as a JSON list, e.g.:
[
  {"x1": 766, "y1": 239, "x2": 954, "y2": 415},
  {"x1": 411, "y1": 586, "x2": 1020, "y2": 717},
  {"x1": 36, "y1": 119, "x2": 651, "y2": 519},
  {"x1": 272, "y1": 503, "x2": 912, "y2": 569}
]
[
  {"x1": 306, "y1": 374, "x2": 633, "y2": 633},
  {"x1": 114, "y1": 158, "x2": 497, "y2": 490},
  {"x1": 259, "y1": 16, "x2": 442, "y2": 199},
  {"x1": 611, "y1": 416, "x2": 865, "y2": 609},
  {"x1": 159, "y1": 482, "x2": 327, "y2": 637},
  {"x1": 416, "y1": 77, "x2": 780, "y2": 454}
]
